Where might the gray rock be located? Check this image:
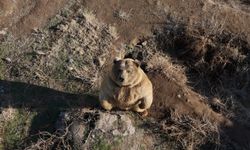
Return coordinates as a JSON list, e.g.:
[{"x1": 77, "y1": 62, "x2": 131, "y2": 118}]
[
  {"x1": 69, "y1": 121, "x2": 86, "y2": 148},
  {"x1": 95, "y1": 113, "x2": 135, "y2": 136}
]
